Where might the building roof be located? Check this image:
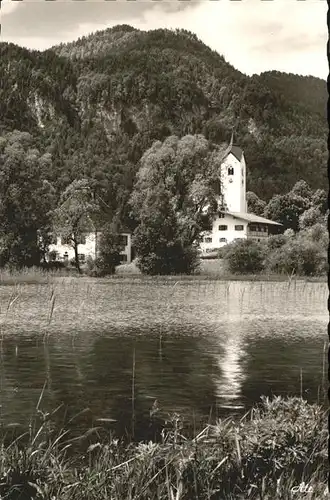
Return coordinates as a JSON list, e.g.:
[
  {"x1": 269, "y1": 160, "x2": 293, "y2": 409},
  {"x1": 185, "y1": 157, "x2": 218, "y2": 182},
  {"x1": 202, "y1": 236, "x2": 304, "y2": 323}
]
[
  {"x1": 228, "y1": 145, "x2": 243, "y2": 162},
  {"x1": 227, "y1": 212, "x2": 282, "y2": 226}
]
